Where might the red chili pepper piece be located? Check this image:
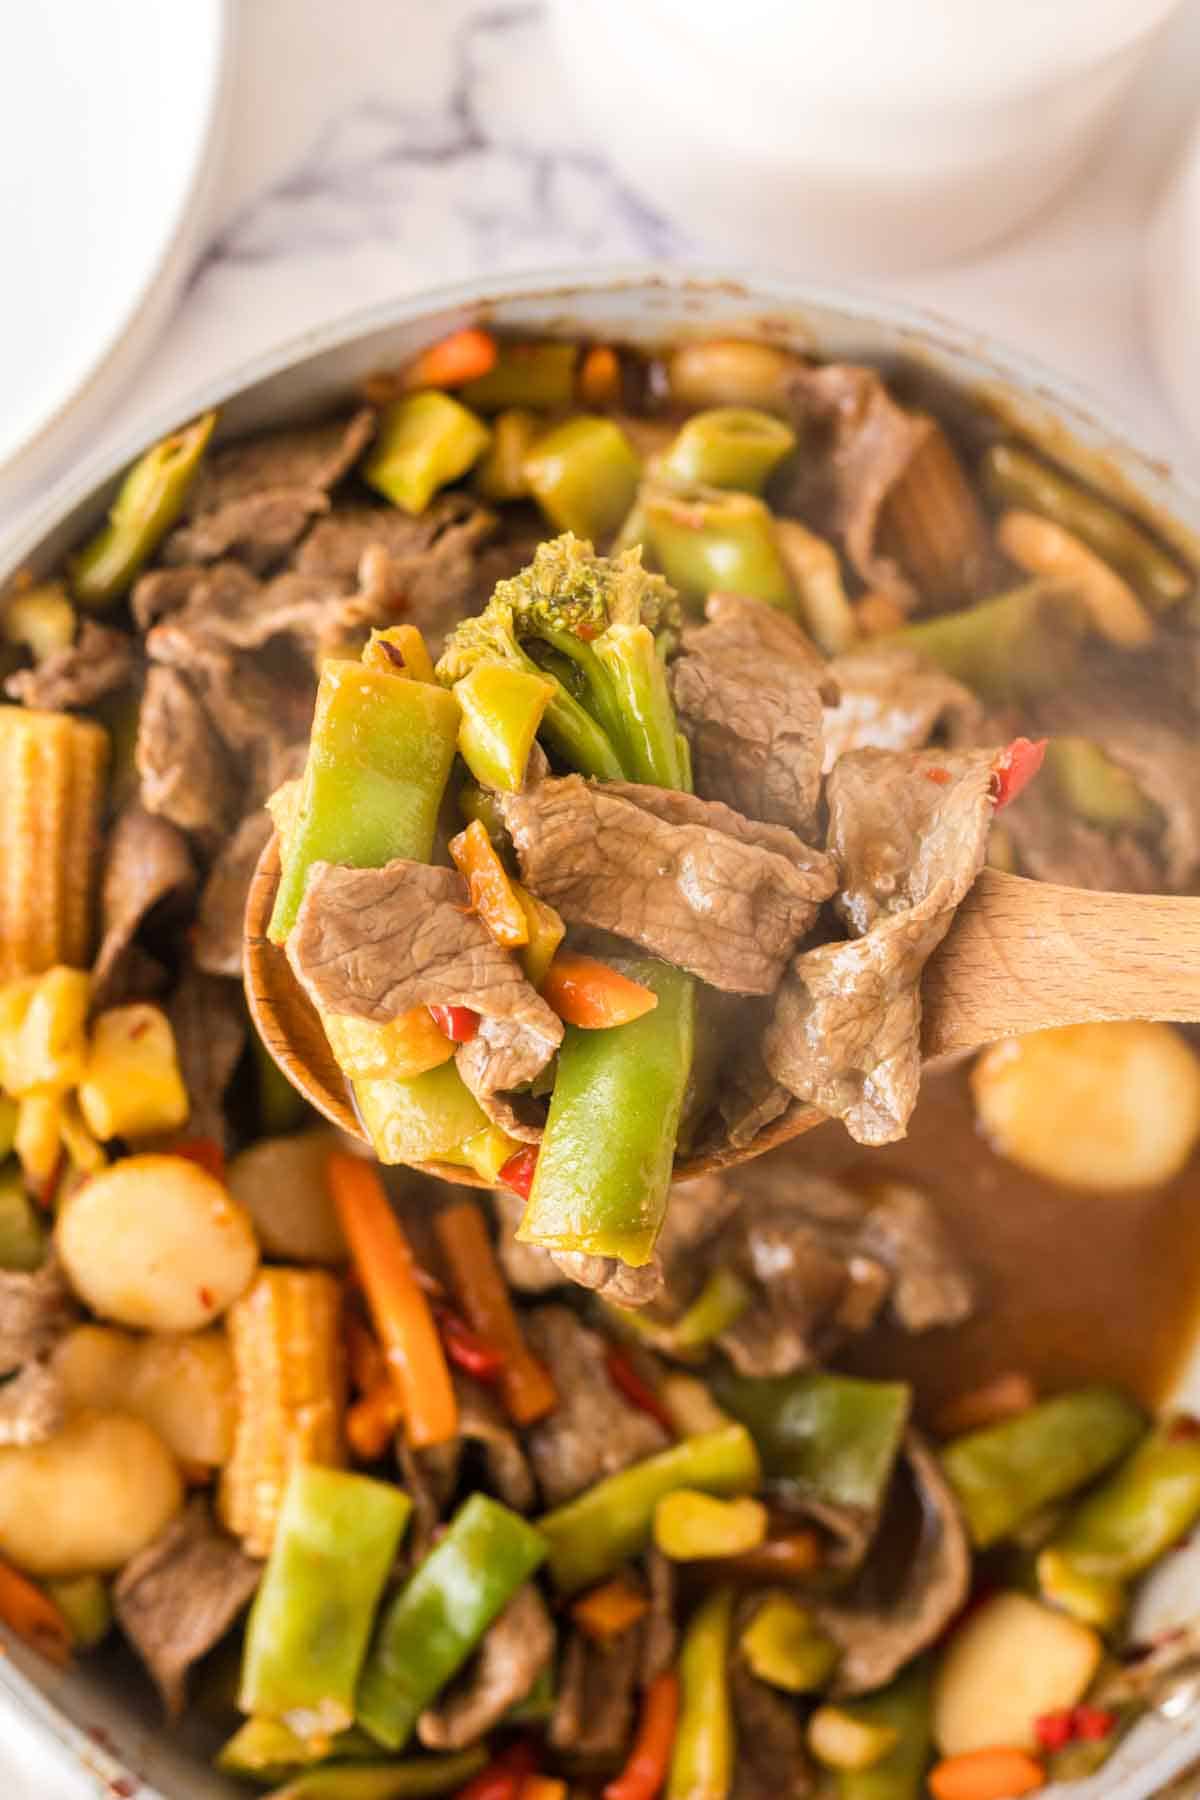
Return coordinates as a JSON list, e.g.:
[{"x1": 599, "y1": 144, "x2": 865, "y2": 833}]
[
  {"x1": 169, "y1": 1137, "x2": 227, "y2": 1181},
  {"x1": 455, "y1": 1740, "x2": 540, "y2": 1800},
  {"x1": 500, "y1": 1146, "x2": 539, "y2": 1201},
  {"x1": 1168, "y1": 1413, "x2": 1200, "y2": 1442},
  {"x1": 428, "y1": 1003, "x2": 481, "y2": 1043},
  {"x1": 605, "y1": 1668, "x2": 680, "y2": 1800},
  {"x1": 605, "y1": 1345, "x2": 675, "y2": 1437},
  {"x1": 438, "y1": 1307, "x2": 507, "y2": 1382},
  {"x1": 1071, "y1": 1705, "x2": 1117, "y2": 1742},
  {"x1": 992, "y1": 736, "x2": 1047, "y2": 810},
  {"x1": 1034, "y1": 1709, "x2": 1075, "y2": 1752},
  {"x1": 924, "y1": 766, "x2": 952, "y2": 786}
]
